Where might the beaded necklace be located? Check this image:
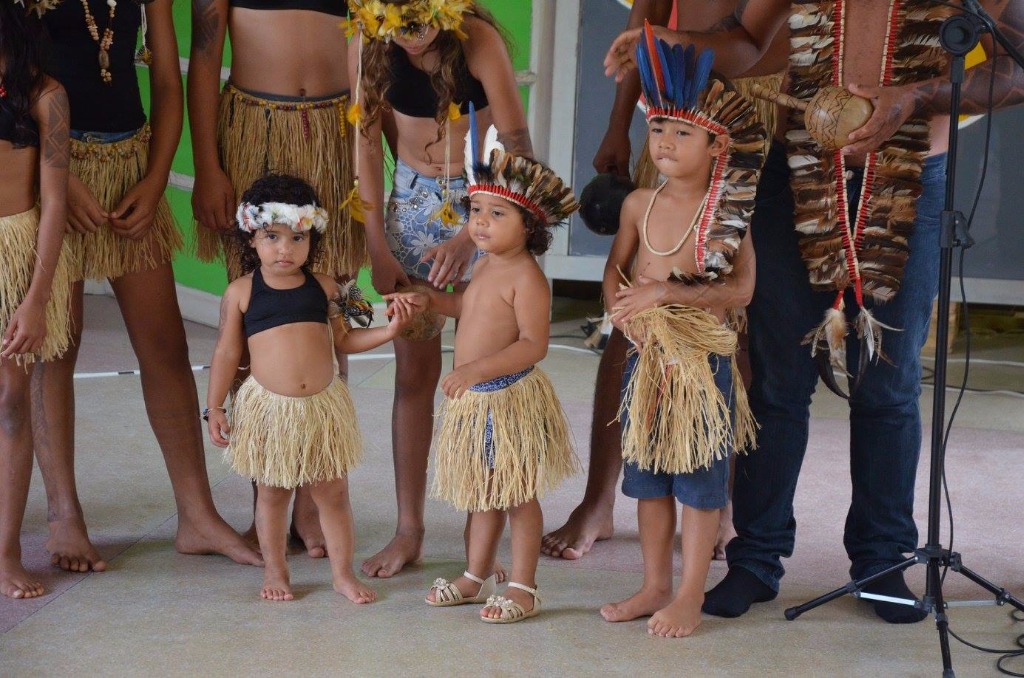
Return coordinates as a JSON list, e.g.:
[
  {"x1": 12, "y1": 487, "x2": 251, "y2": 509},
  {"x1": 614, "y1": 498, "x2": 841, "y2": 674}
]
[
  {"x1": 80, "y1": 0, "x2": 117, "y2": 84},
  {"x1": 641, "y1": 181, "x2": 712, "y2": 258}
]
